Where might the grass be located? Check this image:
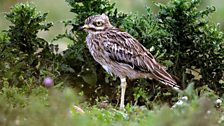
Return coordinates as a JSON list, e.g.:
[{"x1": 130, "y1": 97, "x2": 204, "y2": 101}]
[{"x1": 0, "y1": 84, "x2": 223, "y2": 126}]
